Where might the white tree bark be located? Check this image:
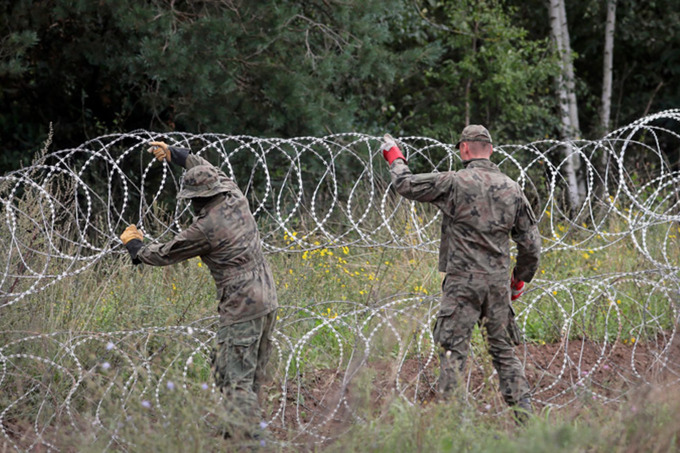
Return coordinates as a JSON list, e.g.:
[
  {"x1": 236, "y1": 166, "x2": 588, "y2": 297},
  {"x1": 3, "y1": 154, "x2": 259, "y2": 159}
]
[
  {"x1": 600, "y1": 0, "x2": 617, "y2": 133},
  {"x1": 548, "y1": 0, "x2": 584, "y2": 212},
  {"x1": 558, "y1": 0, "x2": 580, "y2": 136}
]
